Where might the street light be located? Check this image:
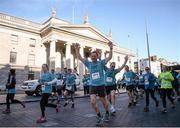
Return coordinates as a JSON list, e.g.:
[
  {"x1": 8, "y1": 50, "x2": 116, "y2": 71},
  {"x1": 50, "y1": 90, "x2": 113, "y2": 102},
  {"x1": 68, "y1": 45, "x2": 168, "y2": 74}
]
[{"x1": 145, "y1": 19, "x2": 151, "y2": 71}]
